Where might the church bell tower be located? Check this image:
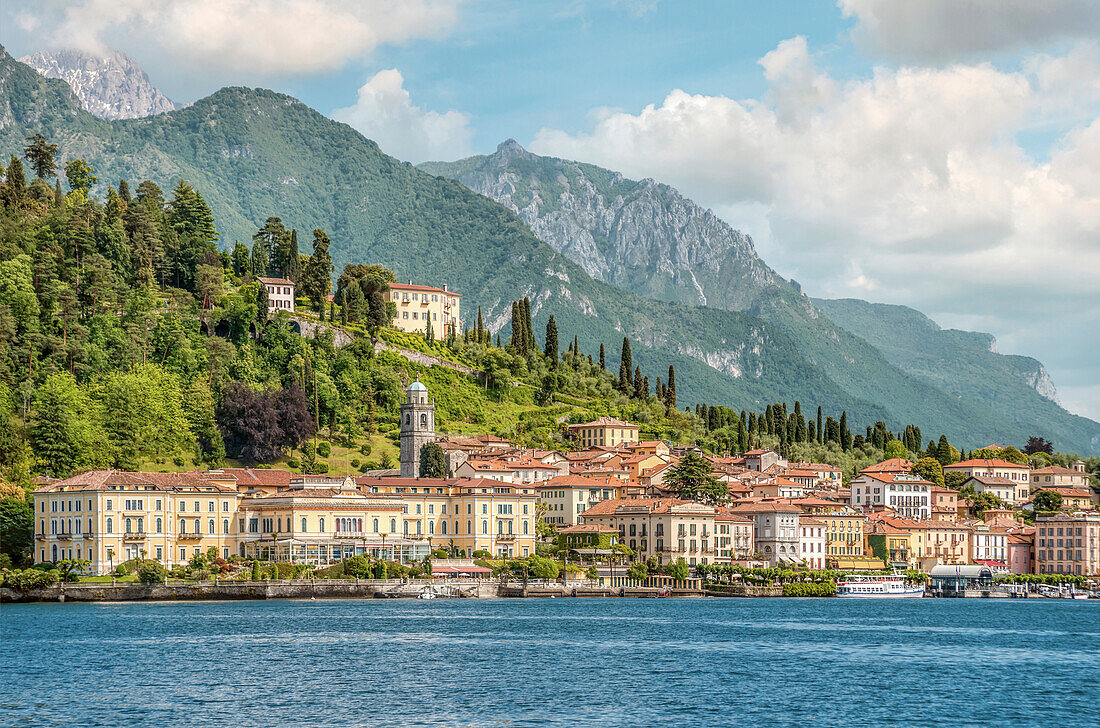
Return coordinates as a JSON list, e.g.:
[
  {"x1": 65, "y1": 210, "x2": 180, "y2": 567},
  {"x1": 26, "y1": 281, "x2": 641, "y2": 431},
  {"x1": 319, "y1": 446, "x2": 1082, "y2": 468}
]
[{"x1": 399, "y1": 378, "x2": 436, "y2": 477}]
